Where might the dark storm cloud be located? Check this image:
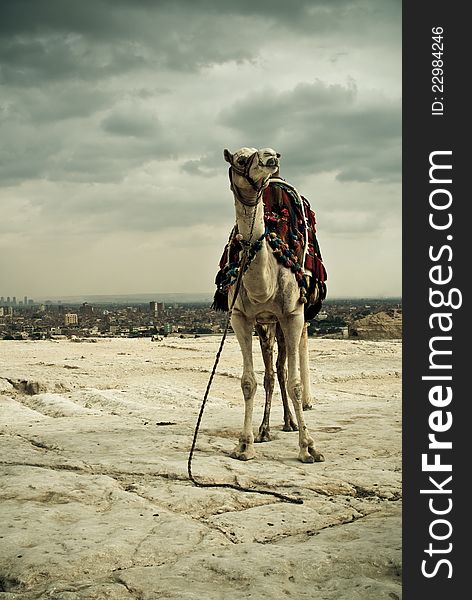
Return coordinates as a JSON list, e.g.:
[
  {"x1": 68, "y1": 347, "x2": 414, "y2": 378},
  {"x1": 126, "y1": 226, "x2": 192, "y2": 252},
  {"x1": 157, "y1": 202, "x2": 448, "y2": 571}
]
[
  {"x1": 0, "y1": 35, "x2": 151, "y2": 86},
  {"x1": 0, "y1": 0, "x2": 385, "y2": 37},
  {"x1": 0, "y1": 0, "x2": 400, "y2": 81},
  {"x1": 101, "y1": 109, "x2": 161, "y2": 138},
  {"x1": 219, "y1": 81, "x2": 401, "y2": 183},
  {"x1": 0, "y1": 111, "x2": 175, "y2": 187},
  {"x1": 0, "y1": 0, "x2": 262, "y2": 84},
  {"x1": 0, "y1": 1, "x2": 267, "y2": 186},
  {"x1": 4, "y1": 84, "x2": 112, "y2": 123}
]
